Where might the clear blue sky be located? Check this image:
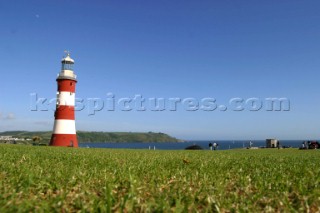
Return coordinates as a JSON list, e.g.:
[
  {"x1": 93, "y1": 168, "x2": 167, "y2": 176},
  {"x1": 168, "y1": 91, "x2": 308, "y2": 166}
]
[{"x1": 0, "y1": 0, "x2": 319, "y2": 140}]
